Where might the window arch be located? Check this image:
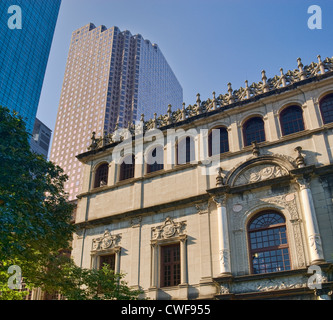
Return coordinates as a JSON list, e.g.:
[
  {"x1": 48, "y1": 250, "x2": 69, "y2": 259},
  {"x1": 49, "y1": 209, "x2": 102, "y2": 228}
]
[
  {"x1": 146, "y1": 146, "x2": 164, "y2": 174},
  {"x1": 176, "y1": 136, "x2": 195, "y2": 165},
  {"x1": 319, "y1": 93, "x2": 333, "y2": 124},
  {"x1": 208, "y1": 126, "x2": 229, "y2": 156},
  {"x1": 248, "y1": 211, "x2": 291, "y2": 274},
  {"x1": 279, "y1": 105, "x2": 304, "y2": 136},
  {"x1": 119, "y1": 155, "x2": 135, "y2": 181},
  {"x1": 243, "y1": 117, "x2": 265, "y2": 147},
  {"x1": 94, "y1": 163, "x2": 109, "y2": 188}
]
